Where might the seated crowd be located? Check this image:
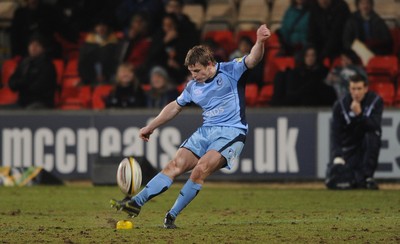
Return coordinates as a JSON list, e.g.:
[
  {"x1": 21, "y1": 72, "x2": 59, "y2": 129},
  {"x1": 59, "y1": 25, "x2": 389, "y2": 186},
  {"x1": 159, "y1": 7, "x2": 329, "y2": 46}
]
[{"x1": 0, "y1": 0, "x2": 399, "y2": 109}]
